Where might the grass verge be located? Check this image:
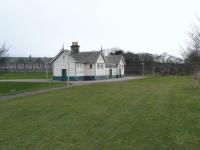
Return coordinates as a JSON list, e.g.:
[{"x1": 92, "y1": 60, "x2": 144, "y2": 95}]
[
  {"x1": 0, "y1": 82, "x2": 65, "y2": 96},
  {"x1": 0, "y1": 72, "x2": 52, "y2": 79},
  {"x1": 0, "y1": 76, "x2": 200, "y2": 149}
]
